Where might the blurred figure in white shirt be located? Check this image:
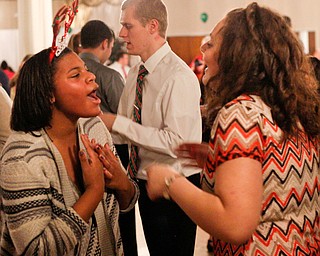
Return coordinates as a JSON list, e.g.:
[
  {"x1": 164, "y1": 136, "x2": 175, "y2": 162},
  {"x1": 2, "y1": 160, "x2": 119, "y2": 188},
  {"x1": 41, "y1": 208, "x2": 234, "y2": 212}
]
[{"x1": 109, "y1": 51, "x2": 130, "y2": 81}]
